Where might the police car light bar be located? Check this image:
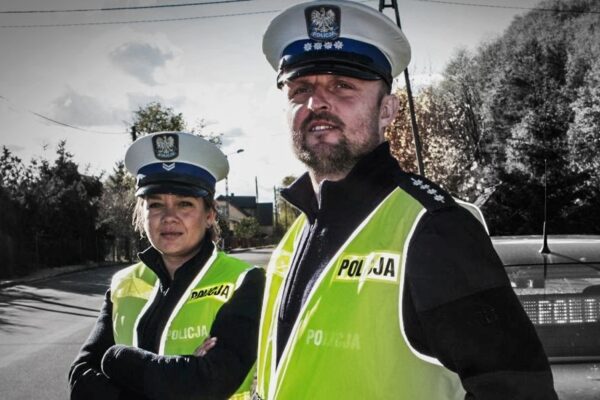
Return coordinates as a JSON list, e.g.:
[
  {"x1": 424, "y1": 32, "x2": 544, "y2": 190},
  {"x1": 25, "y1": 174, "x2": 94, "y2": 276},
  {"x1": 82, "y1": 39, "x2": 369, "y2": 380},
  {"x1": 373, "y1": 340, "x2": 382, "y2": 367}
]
[{"x1": 519, "y1": 295, "x2": 600, "y2": 325}]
